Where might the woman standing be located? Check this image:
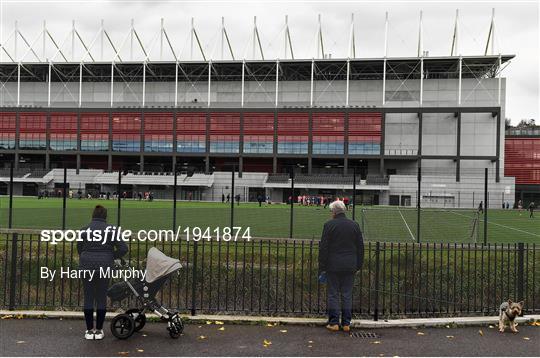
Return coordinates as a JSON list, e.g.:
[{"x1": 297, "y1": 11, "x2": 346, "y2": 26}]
[{"x1": 77, "y1": 205, "x2": 128, "y2": 340}]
